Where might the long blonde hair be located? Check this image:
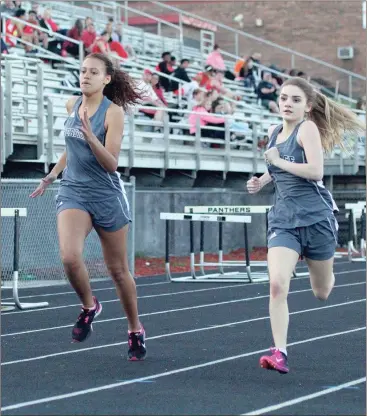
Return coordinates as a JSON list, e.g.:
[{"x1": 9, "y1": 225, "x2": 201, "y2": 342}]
[{"x1": 281, "y1": 77, "x2": 365, "y2": 153}]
